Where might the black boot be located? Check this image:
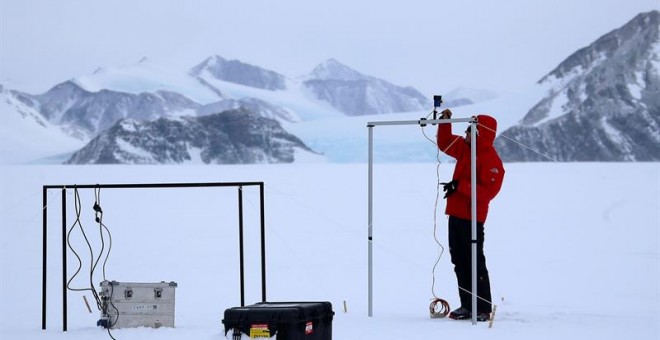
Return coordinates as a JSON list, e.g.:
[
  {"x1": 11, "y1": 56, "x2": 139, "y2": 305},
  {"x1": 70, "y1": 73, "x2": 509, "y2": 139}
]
[
  {"x1": 476, "y1": 312, "x2": 490, "y2": 322},
  {"x1": 448, "y1": 307, "x2": 471, "y2": 320}
]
